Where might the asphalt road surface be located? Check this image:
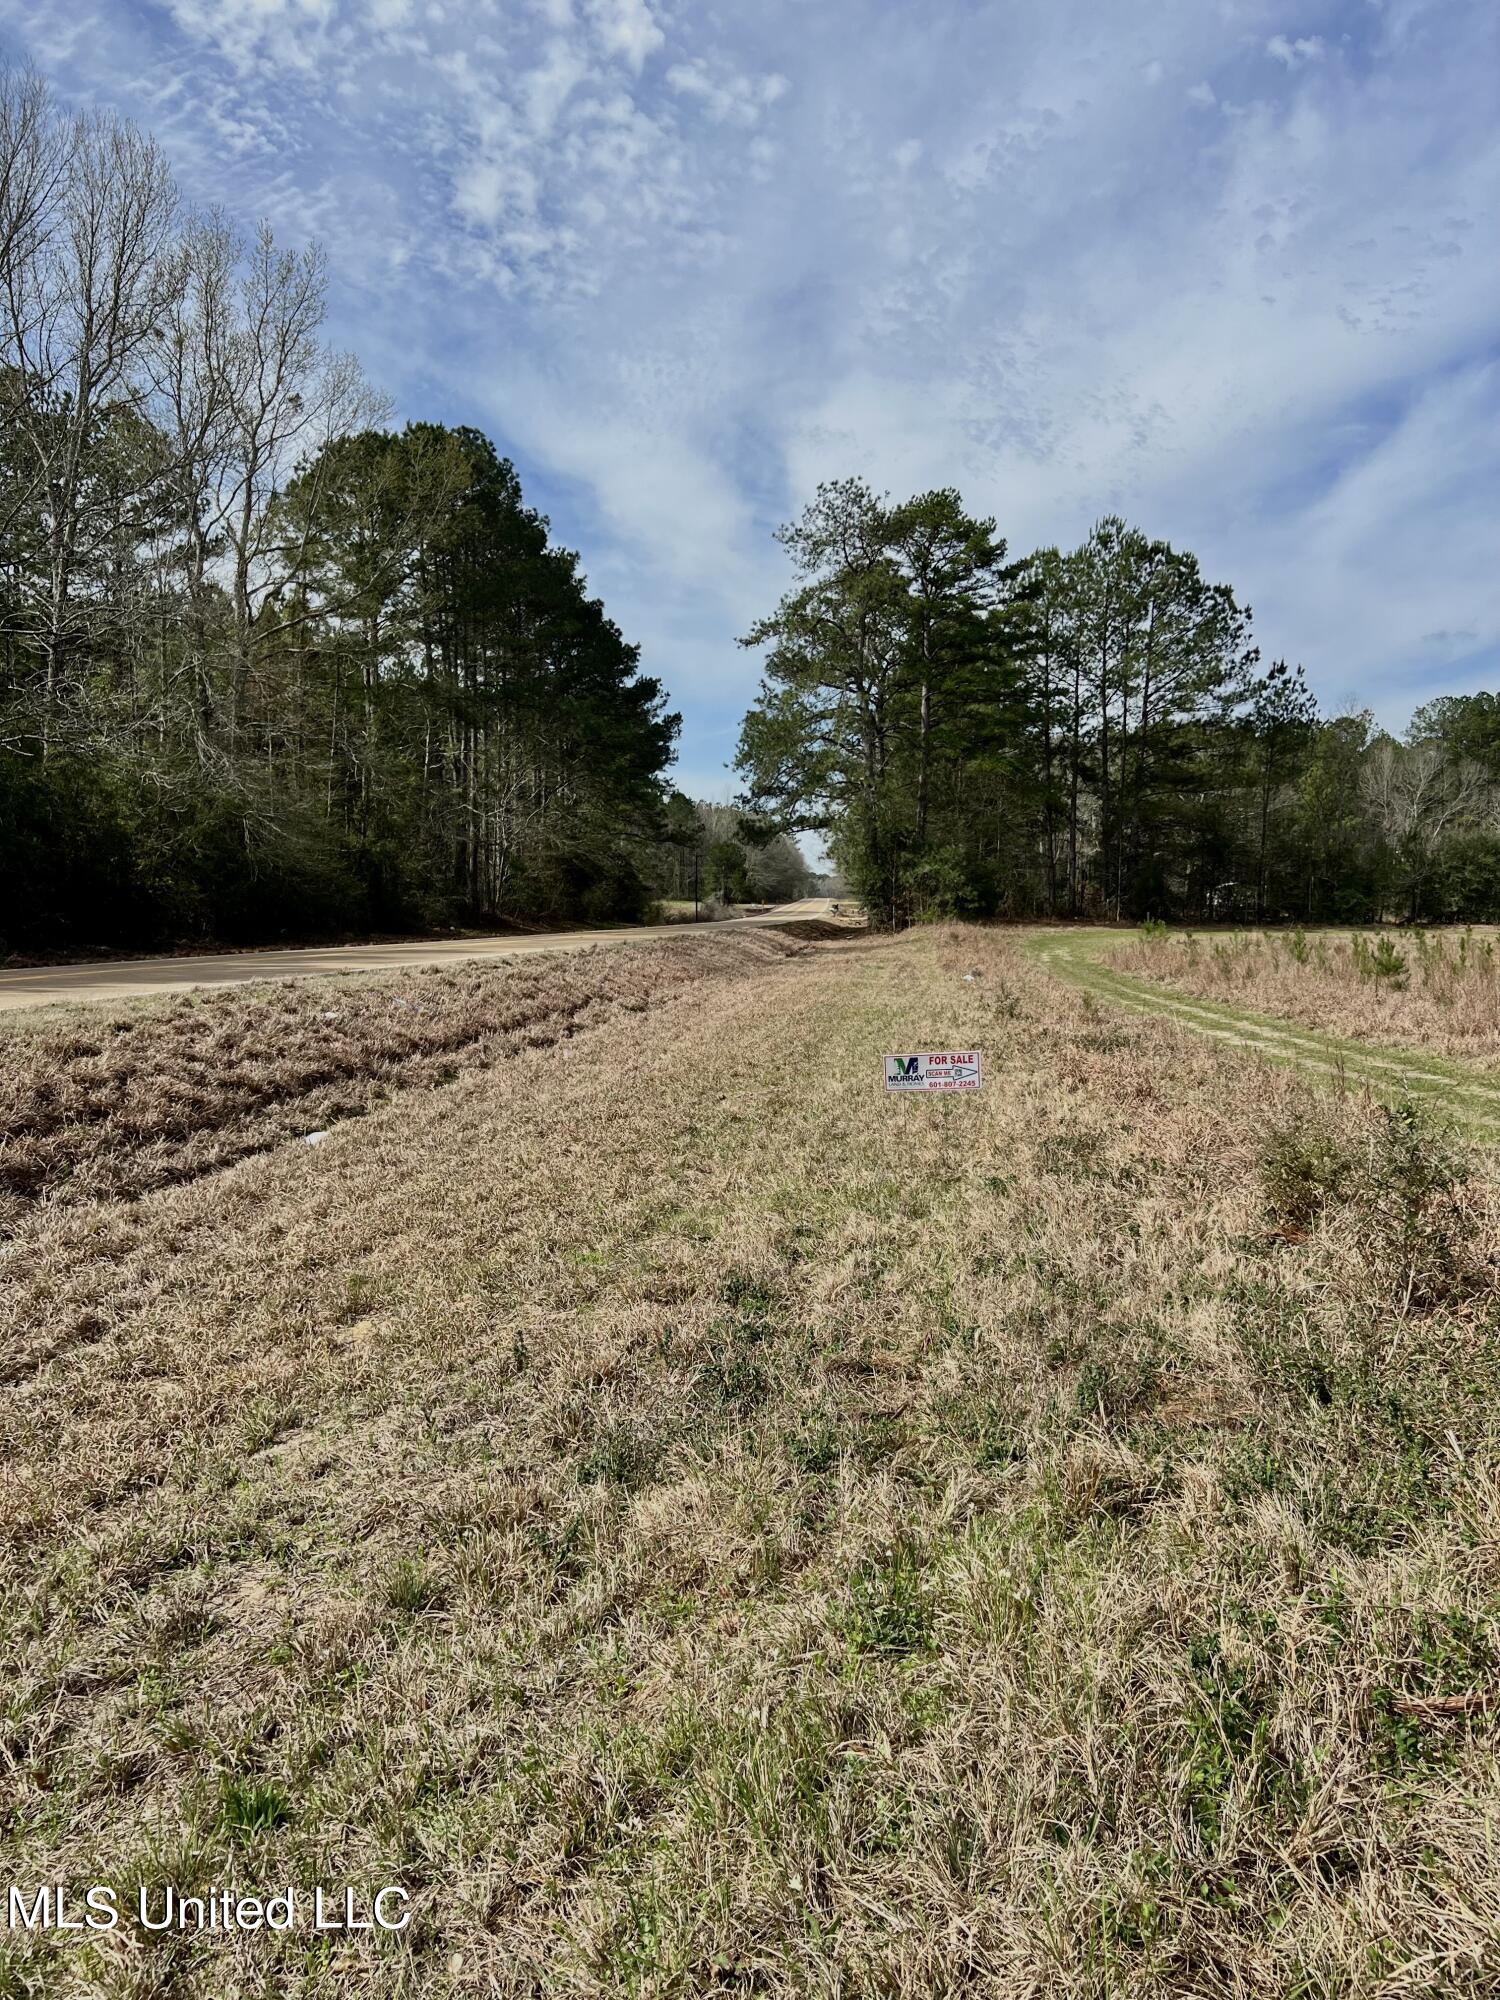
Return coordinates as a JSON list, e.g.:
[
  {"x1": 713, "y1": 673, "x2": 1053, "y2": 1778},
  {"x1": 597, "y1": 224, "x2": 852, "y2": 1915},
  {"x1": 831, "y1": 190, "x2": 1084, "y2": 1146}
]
[{"x1": 0, "y1": 900, "x2": 845, "y2": 1014}]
